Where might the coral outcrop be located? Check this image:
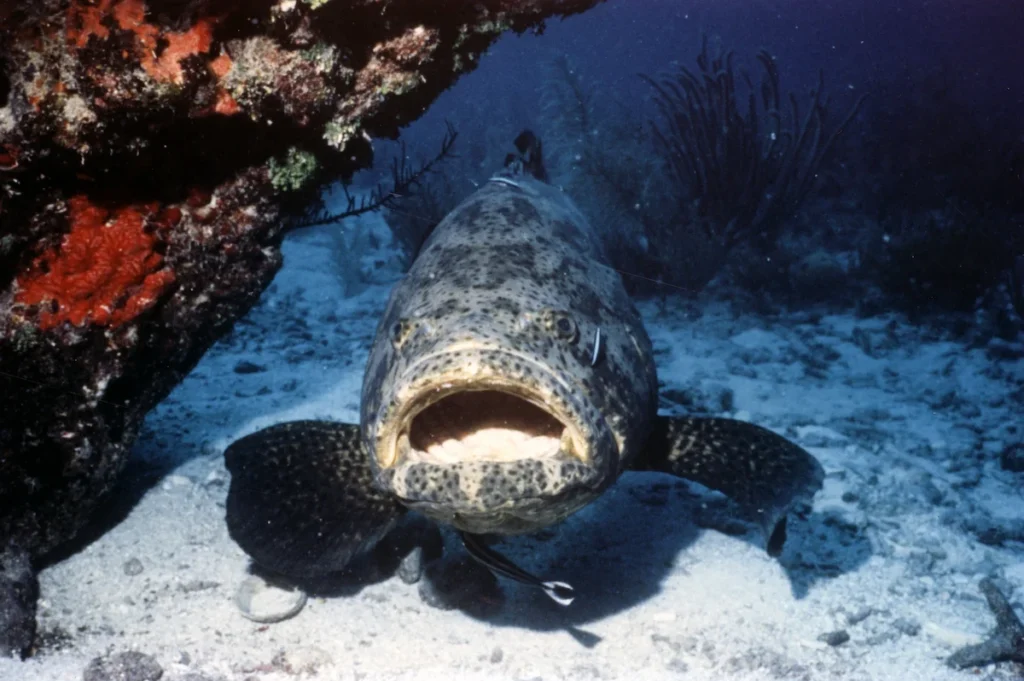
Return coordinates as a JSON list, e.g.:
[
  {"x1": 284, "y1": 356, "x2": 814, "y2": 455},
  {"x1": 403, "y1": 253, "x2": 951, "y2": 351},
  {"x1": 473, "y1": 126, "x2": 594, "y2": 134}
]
[
  {"x1": 0, "y1": 0, "x2": 601, "y2": 658},
  {"x1": 13, "y1": 196, "x2": 180, "y2": 329}
]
